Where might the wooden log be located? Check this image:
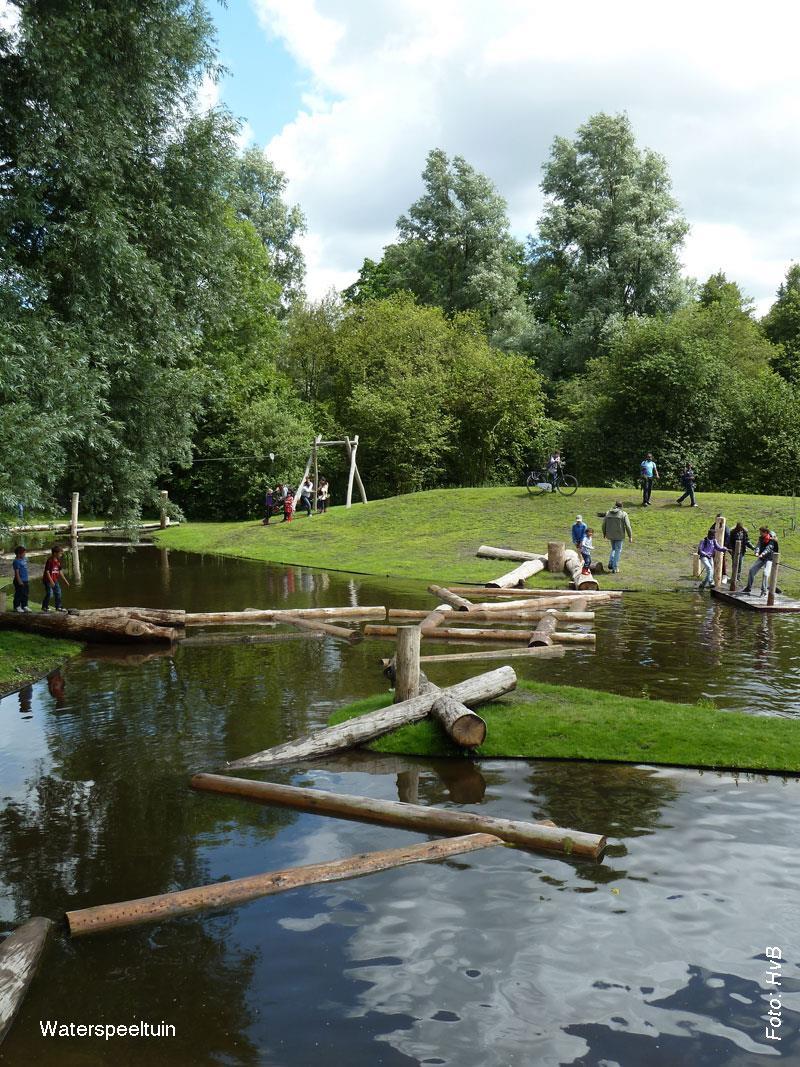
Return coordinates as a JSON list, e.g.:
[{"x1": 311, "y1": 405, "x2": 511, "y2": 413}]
[
  {"x1": 486, "y1": 558, "x2": 546, "y2": 589},
  {"x1": 159, "y1": 489, "x2": 169, "y2": 529},
  {"x1": 191, "y1": 774, "x2": 607, "y2": 859},
  {"x1": 0, "y1": 610, "x2": 176, "y2": 644},
  {"x1": 226, "y1": 665, "x2": 517, "y2": 769},
  {"x1": 447, "y1": 586, "x2": 622, "y2": 600},
  {"x1": 282, "y1": 614, "x2": 362, "y2": 643},
  {"x1": 0, "y1": 917, "x2": 54, "y2": 1045},
  {"x1": 394, "y1": 626, "x2": 421, "y2": 702},
  {"x1": 430, "y1": 693, "x2": 486, "y2": 747},
  {"x1": 416, "y1": 645, "x2": 567, "y2": 664},
  {"x1": 566, "y1": 597, "x2": 588, "y2": 612},
  {"x1": 366, "y1": 624, "x2": 592, "y2": 644},
  {"x1": 183, "y1": 606, "x2": 386, "y2": 626},
  {"x1": 476, "y1": 545, "x2": 545, "y2": 562},
  {"x1": 66, "y1": 834, "x2": 502, "y2": 938},
  {"x1": 692, "y1": 552, "x2": 701, "y2": 579},
  {"x1": 178, "y1": 632, "x2": 323, "y2": 647},
  {"x1": 387, "y1": 609, "x2": 595, "y2": 623},
  {"x1": 553, "y1": 632, "x2": 596, "y2": 644},
  {"x1": 529, "y1": 609, "x2": 559, "y2": 647},
  {"x1": 563, "y1": 549, "x2": 600, "y2": 592},
  {"x1": 70, "y1": 492, "x2": 80, "y2": 539},
  {"x1": 79, "y1": 606, "x2": 186, "y2": 628},
  {"x1": 767, "y1": 552, "x2": 780, "y2": 607},
  {"x1": 70, "y1": 535, "x2": 82, "y2": 585},
  {"x1": 345, "y1": 435, "x2": 358, "y2": 508},
  {"x1": 713, "y1": 514, "x2": 727, "y2": 589},
  {"x1": 344, "y1": 435, "x2": 368, "y2": 504},
  {"x1": 427, "y1": 584, "x2": 472, "y2": 611},
  {"x1": 547, "y1": 541, "x2": 566, "y2": 573},
  {"x1": 419, "y1": 604, "x2": 453, "y2": 634}
]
